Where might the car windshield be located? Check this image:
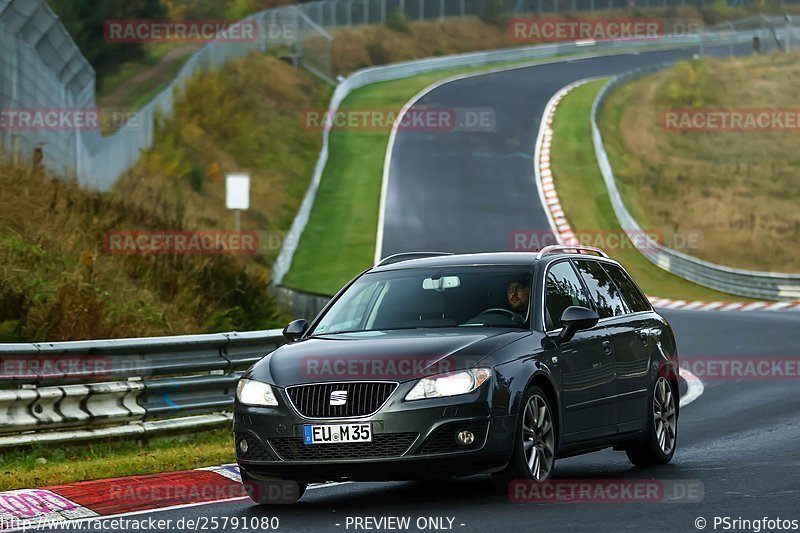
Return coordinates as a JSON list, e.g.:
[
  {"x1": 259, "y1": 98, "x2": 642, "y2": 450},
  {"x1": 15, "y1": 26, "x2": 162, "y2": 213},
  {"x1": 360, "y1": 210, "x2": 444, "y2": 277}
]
[{"x1": 310, "y1": 266, "x2": 533, "y2": 335}]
